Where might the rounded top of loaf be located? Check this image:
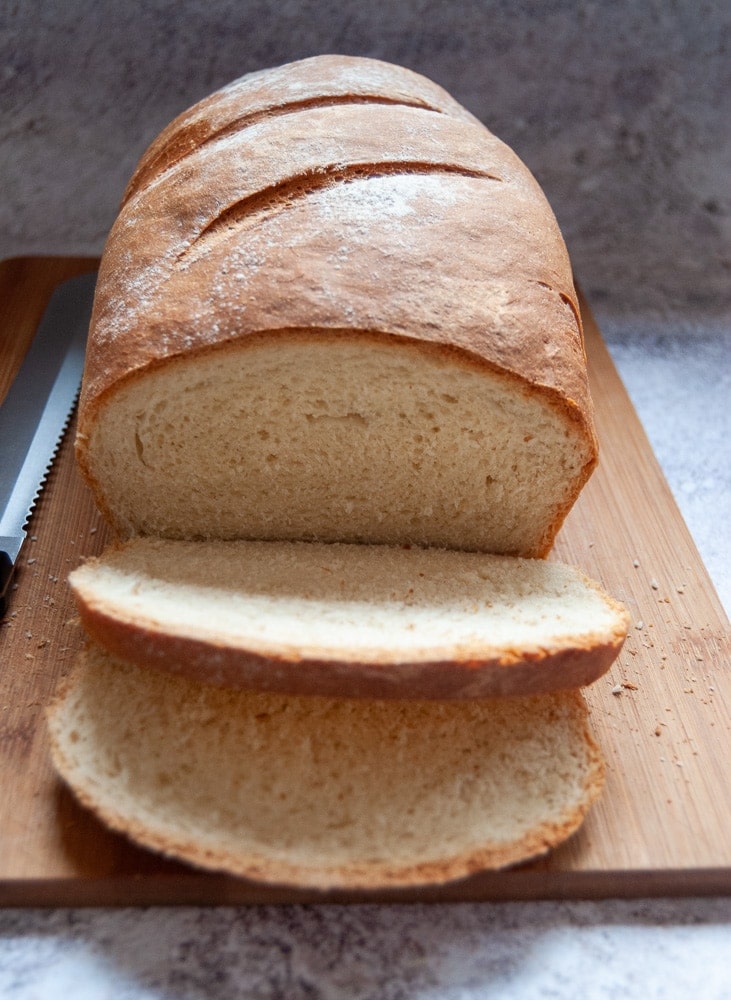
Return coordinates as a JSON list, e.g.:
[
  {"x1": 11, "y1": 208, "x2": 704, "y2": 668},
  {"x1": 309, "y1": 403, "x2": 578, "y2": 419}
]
[
  {"x1": 80, "y1": 54, "x2": 592, "y2": 418},
  {"x1": 122, "y1": 54, "x2": 482, "y2": 205}
]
